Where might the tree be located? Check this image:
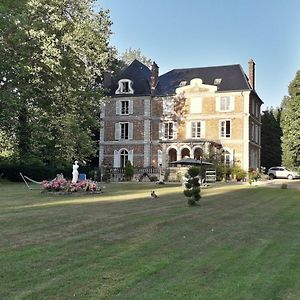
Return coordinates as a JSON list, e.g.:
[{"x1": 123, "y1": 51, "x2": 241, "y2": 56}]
[
  {"x1": 0, "y1": 0, "x2": 115, "y2": 166},
  {"x1": 261, "y1": 107, "x2": 282, "y2": 170},
  {"x1": 281, "y1": 71, "x2": 300, "y2": 169},
  {"x1": 120, "y1": 48, "x2": 152, "y2": 68}
]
